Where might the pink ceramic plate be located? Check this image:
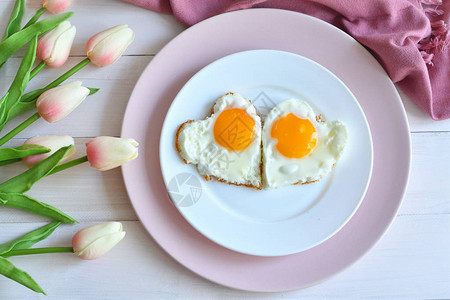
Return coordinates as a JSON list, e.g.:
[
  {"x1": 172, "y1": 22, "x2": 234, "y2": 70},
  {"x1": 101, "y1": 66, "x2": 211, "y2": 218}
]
[{"x1": 121, "y1": 9, "x2": 411, "y2": 291}]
